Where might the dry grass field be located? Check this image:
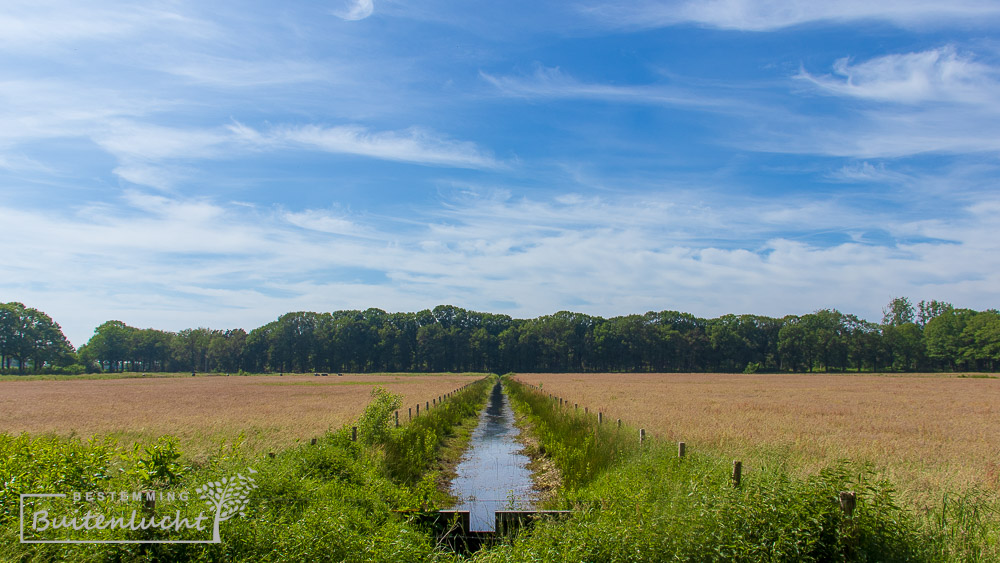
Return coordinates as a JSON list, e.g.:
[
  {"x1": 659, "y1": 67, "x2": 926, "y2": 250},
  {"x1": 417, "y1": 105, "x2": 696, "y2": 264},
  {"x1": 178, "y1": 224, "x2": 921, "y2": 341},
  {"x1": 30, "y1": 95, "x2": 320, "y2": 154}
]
[
  {"x1": 514, "y1": 372, "x2": 1000, "y2": 506},
  {"x1": 0, "y1": 373, "x2": 483, "y2": 457}
]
